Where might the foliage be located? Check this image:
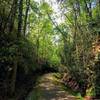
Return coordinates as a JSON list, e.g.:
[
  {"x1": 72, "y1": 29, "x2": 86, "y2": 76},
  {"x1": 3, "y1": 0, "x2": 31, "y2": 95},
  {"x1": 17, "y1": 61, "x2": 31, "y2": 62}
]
[
  {"x1": 0, "y1": 0, "x2": 100, "y2": 99},
  {"x1": 55, "y1": 0, "x2": 100, "y2": 97}
]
